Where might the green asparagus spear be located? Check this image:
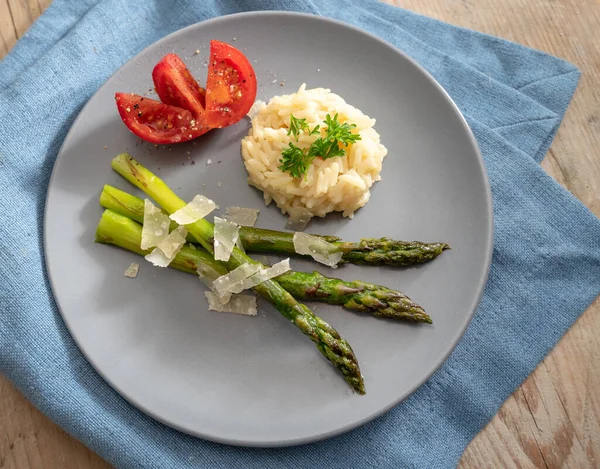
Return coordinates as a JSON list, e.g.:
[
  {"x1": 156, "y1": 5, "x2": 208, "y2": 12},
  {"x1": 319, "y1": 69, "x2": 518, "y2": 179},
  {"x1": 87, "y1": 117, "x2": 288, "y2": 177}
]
[
  {"x1": 279, "y1": 271, "x2": 431, "y2": 323},
  {"x1": 96, "y1": 209, "x2": 432, "y2": 323},
  {"x1": 99, "y1": 184, "x2": 450, "y2": 266},
  {"x1": 110, "y1": 153, "x2": 365, "y2": 394}
]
